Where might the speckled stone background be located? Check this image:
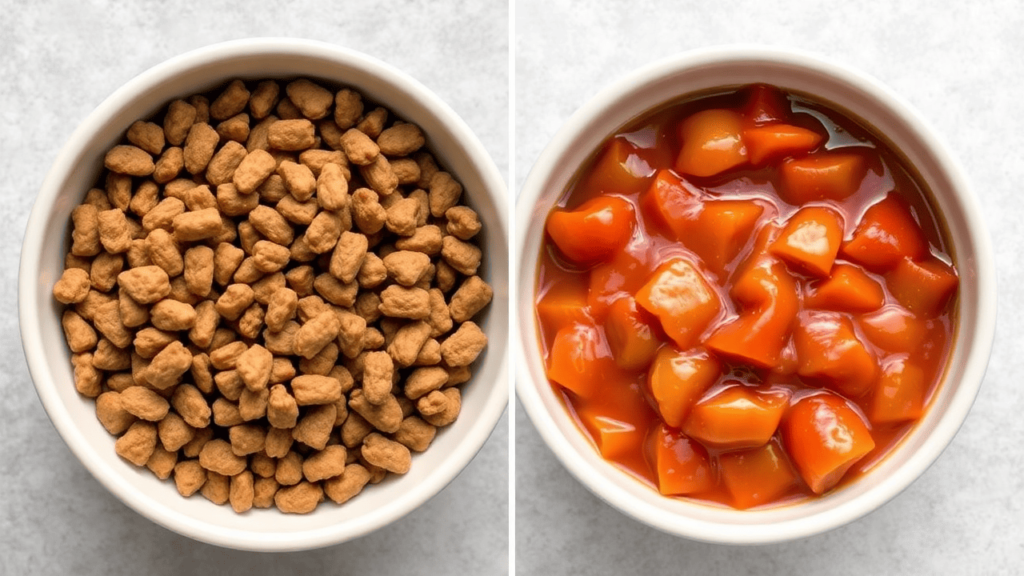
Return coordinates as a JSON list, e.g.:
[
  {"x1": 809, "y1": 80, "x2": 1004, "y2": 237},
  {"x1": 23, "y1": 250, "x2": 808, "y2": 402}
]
[
  {"x1": 0, "y1": 1, "x2": 508, "y2": 574},
  {"x1": 516, "y1": 1, "x2": 1023, "y2": 574}
]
